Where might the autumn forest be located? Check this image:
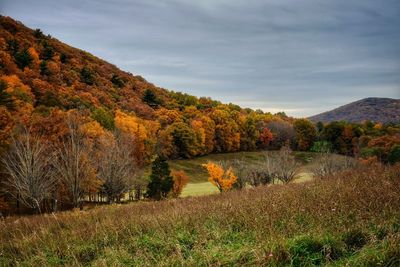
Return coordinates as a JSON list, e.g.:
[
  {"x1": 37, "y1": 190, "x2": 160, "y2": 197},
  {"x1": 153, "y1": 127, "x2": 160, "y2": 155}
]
[{"x1": 0, "y1": 14, "x2": 400, "y2": 266}]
